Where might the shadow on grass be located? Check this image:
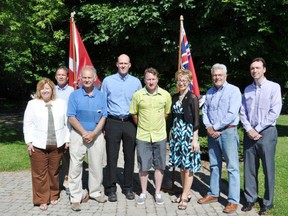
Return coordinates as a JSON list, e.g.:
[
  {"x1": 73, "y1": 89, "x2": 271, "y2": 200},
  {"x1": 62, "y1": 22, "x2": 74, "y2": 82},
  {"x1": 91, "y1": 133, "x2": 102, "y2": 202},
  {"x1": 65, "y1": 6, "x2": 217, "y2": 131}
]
[
  {"x1": 0, "y1": 124, "x2": 23, "y2": 144},
  {"x1": 277, "y1": 124, "x2": 288, "y2": 137}
]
